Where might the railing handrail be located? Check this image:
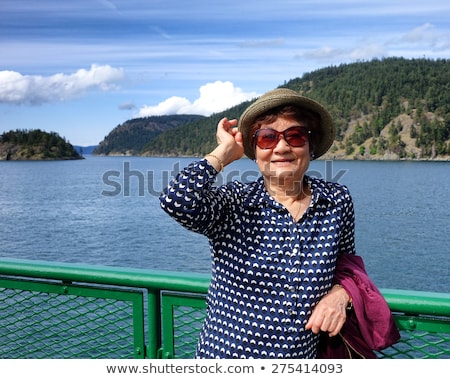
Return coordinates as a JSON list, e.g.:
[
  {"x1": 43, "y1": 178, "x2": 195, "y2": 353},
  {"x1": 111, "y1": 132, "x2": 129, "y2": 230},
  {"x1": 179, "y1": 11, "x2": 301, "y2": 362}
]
[
  {"x1": 0, "y1": 257, "x2": 210, "y2": 293},
  {"x1": 2, "y1": 257, "x2": 450, "y2": 315},
  {"x1": 381, "y1": 288, "x2": 450, "y2": 317}
]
